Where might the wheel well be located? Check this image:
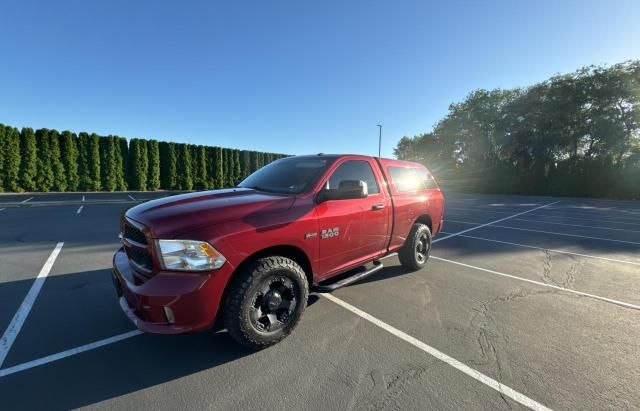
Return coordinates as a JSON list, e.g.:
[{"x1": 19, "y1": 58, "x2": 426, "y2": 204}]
[
  {"x1": 214, "y1": 245, "x2": 313, "y2": 330},
  {"x1": 234, "y1": 245, "x2": 314, "y2": 287},
  {"x1": 414, "y1": 214, "x2": 433, "y2": 232}
]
